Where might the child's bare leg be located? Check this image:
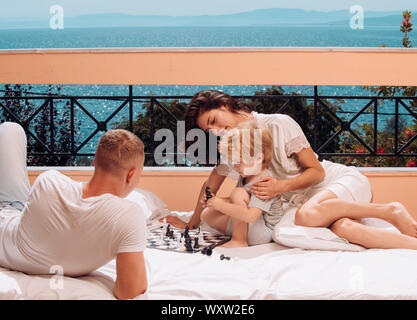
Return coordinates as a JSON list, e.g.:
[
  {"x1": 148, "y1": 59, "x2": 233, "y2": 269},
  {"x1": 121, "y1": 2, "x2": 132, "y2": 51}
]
[
  {"x1": 295, "y1": 190, "x2": 417, "y2": 238},
  {"x1": 220, "y1": 218, "x2": 249, "y2": 248},
  {"x1": 200, "y1": 197, "x2": 231, "y2": 234},
  {"x1": 331, "y1": 217, "x2": 417, "y2": 250},
  {"x1": 220, "y1": 188, "x2": 250, "y2": 248}
]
